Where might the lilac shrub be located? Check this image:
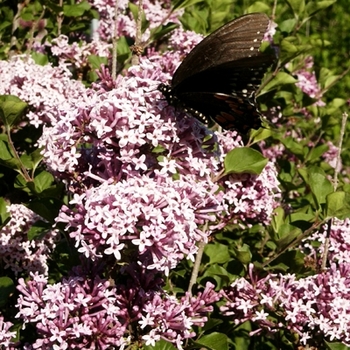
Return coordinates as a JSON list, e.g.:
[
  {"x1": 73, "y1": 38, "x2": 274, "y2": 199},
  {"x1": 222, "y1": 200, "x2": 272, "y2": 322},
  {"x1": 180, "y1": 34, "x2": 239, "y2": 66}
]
[
  {"x1": 4, "y1": 0, "x2": 342, "y2": 348},
  {"x1": 11, "y1": 32, "x2": 280, "y2": 350}
]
